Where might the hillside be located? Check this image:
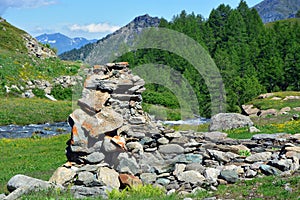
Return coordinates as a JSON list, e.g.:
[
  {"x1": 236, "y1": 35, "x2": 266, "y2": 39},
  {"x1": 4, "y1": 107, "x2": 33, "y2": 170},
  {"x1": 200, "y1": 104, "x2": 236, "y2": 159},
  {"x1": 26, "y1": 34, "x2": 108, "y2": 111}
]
[
  {"x1": 0, "y1": 17, "x2": 83, "y2": 98},
  {"x1": 254, "y1": 0, "x2": 300, "y2": 23},
  {"x1": 36, "y1": 33, "x2": 97, "y2": 55},
  {"x1": 59, "y1": 14, "x2": 160, "y2": 63}
]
